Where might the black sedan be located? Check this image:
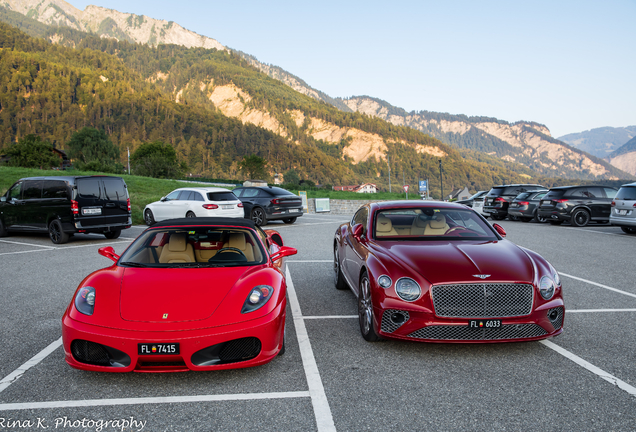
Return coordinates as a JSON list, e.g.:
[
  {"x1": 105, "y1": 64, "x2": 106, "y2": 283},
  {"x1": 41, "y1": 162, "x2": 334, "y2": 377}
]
[
  {"x1": 508, "y1": 190, "x2": 548, "y2": 222},
  {"x1": 233, "y1": 186, "x2": 303, "y2": 226}
]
